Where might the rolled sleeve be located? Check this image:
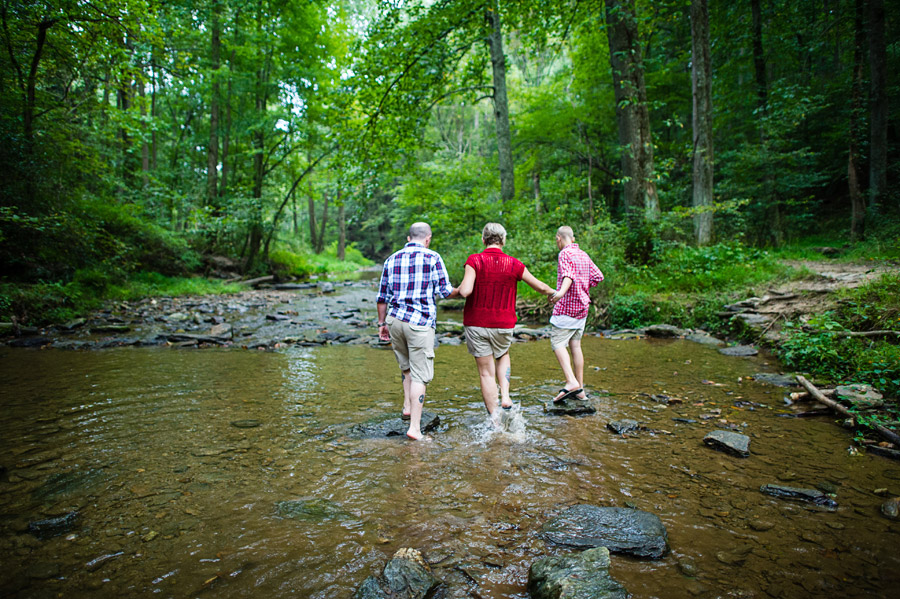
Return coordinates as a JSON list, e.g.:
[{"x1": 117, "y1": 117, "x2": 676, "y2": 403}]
[
  {"x1": 433, "y1": 256, "x2": 453, "y2": 298},
  {"x1": 375, "y1": 264, "x2": 391, "y2": 304}
]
